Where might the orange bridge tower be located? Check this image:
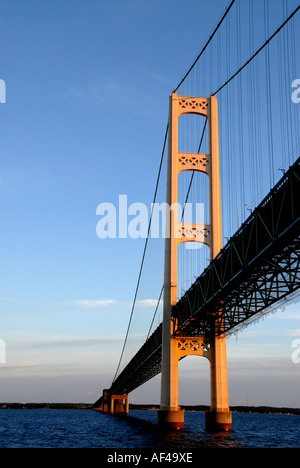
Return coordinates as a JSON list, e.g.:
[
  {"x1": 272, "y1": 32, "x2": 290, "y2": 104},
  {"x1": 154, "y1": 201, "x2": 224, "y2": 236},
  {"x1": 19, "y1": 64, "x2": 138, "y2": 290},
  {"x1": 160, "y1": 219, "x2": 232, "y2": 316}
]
[{"x1": 159, "y1": 92, "x2": 232, "y2": 432}]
